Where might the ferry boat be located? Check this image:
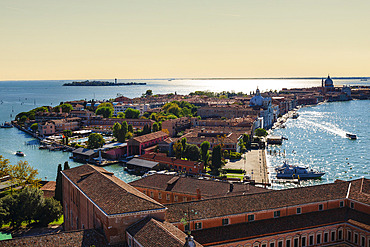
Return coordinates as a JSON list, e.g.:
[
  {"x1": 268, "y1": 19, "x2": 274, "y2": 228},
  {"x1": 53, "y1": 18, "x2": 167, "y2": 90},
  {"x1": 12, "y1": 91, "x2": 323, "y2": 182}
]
[
  {"x1": 15, "y1": 151, "x2": 25, "y2": 156},
  {"x1": 275, "y1": 161, "x2": 325, "y2": 179},
  {"x1": 0, "y1": 122, "x2": 13, "y2": 128},
  {"x1": 346, "y1": 133, "x2": 357, "y2": 140}
]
